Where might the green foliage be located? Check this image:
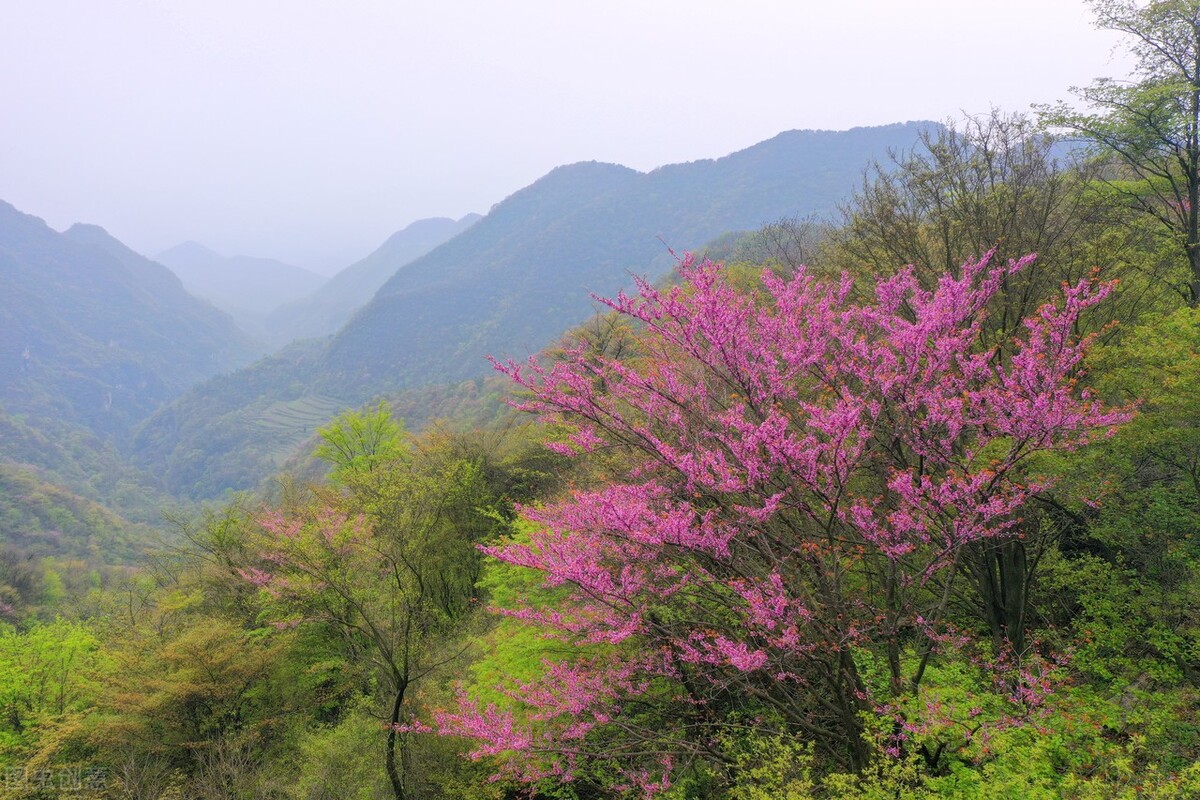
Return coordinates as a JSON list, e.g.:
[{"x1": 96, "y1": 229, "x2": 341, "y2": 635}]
[
  {"x1": 238, "y1": 426, "x2": 519, "y2": 797},
  {"x1": 76, "y1": 590, "x2": 312, "y2": 798},
  {"x1": 715, "y1": 733, "x2": 818, "y2": 800},
  {"x1": 314, "y1": 401, "x2": 408, "y2": 488},
  {"x1": 13, "y1": 32, "x2": 1200, "y2": 795},
  {"x1": 656, "y1": 684, "x2": 1200, "y2": 800},
  {"x1": 1094, "y1": 307, "x2": 1200, "y2": 463},
  {"x1": 290, "y1": 695, "x2": 392, "y2": 800},
  {"x1": 0, "y1": 406, "x2": 183, "y2": 529},
  {"x1": 1039, "y1": 0, "x2": 1200, "y2": 304},
  {"x1": 466, "y1": 521, "x2": 573, "y2": 708},
  {"x1": 1057, "y1": 308, "x2": 1200, "y2": 682},
  {"x1": 0, "y1": 619, "x2": 103, "y2": 764},
  {"x1": 0, "y1": 461, "x2": 154, "y2": 567}
]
